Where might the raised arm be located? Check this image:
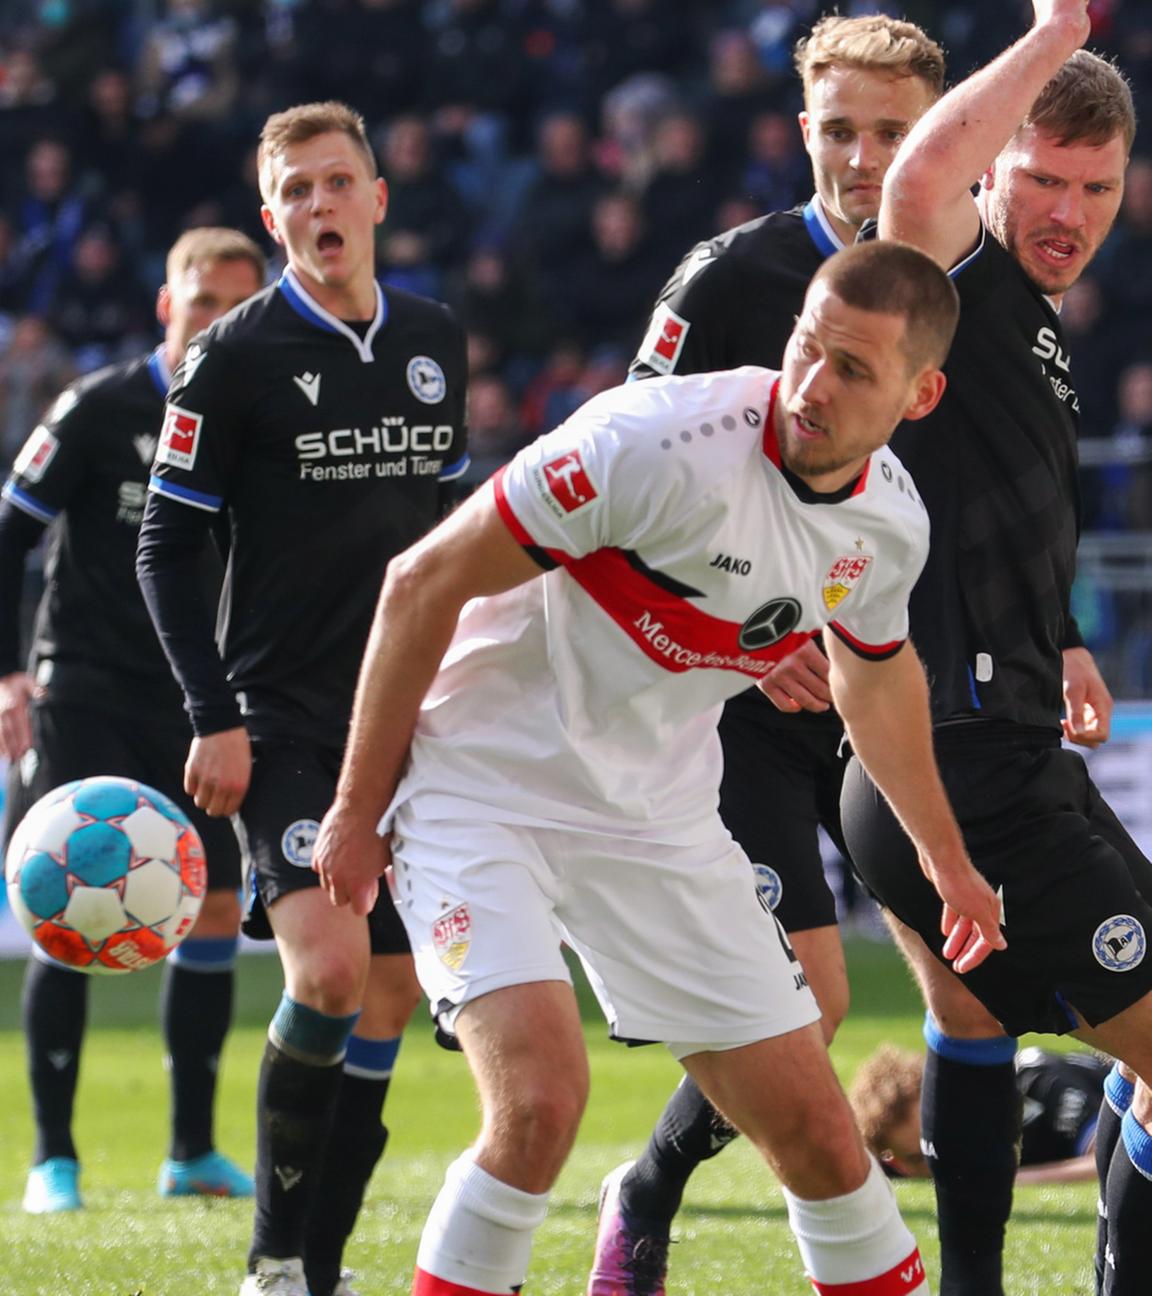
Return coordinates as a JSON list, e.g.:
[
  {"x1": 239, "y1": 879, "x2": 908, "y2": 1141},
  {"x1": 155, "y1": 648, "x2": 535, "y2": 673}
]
[
  {"x1": 312, "y1": 481, "x2": 546, "y2": 915},
  {"x1": 826, "y1": 634, "x2": 1006, "y2": 972},
  {"x1": 880, "y1": 0, "x2": 1091, "y2": 268}
]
